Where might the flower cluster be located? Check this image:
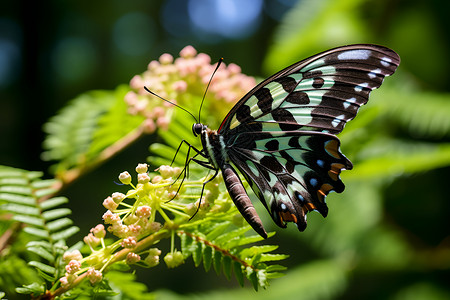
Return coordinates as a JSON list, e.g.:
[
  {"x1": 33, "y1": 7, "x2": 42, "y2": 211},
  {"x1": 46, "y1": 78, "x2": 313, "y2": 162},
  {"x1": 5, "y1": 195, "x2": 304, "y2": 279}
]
[
  {"x1": 59, "y1": 162, "x2": 234, "y2": 289},
  {"x1": 125, "y1": 45, "x2": 256, "y2": 133}
]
